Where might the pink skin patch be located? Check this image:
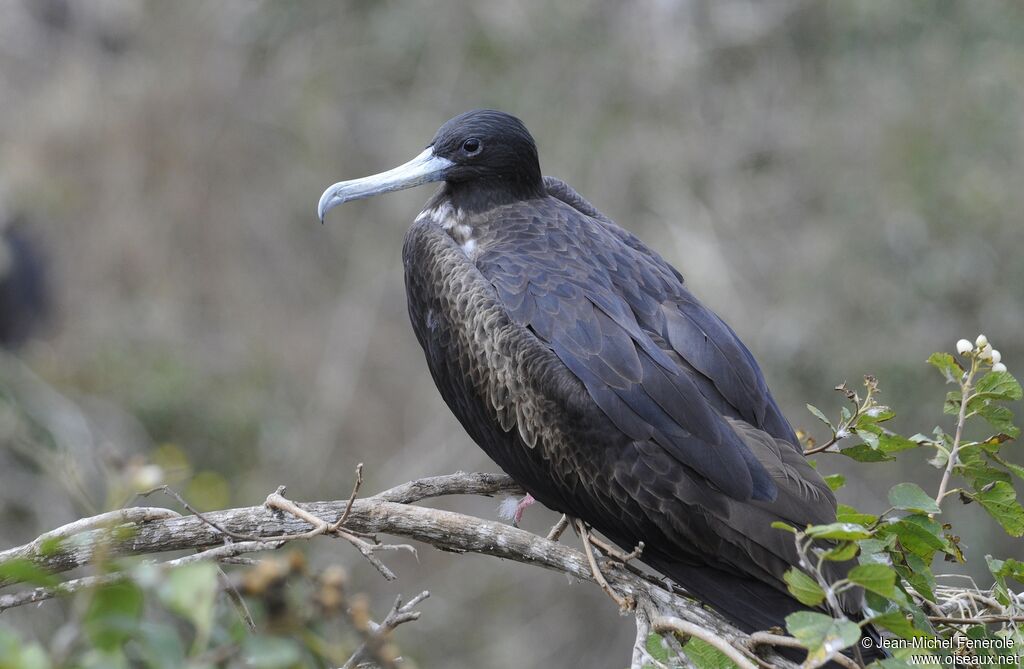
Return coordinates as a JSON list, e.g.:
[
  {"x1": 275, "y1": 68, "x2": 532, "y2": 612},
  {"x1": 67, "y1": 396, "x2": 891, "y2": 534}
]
[
  {"x1": 498, "y1": 493, "x2": 537, "y2": 527},
  {"x1": 512, "y1": 493, "x2": 535, "y2": 527}
]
